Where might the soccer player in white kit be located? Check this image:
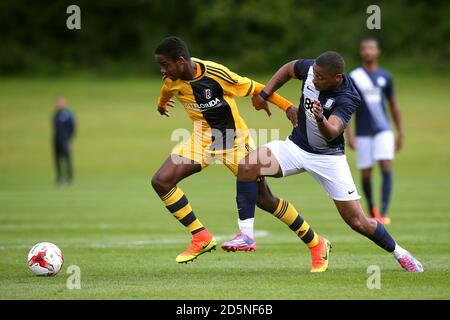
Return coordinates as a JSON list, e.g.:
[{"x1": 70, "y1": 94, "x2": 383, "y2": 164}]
[
  {"x1": 238, "y1": 51, "x2": 423, "y2": 272},
  {"x1": 346, "y1": 38, "x2": 403, "y2": 225}
]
